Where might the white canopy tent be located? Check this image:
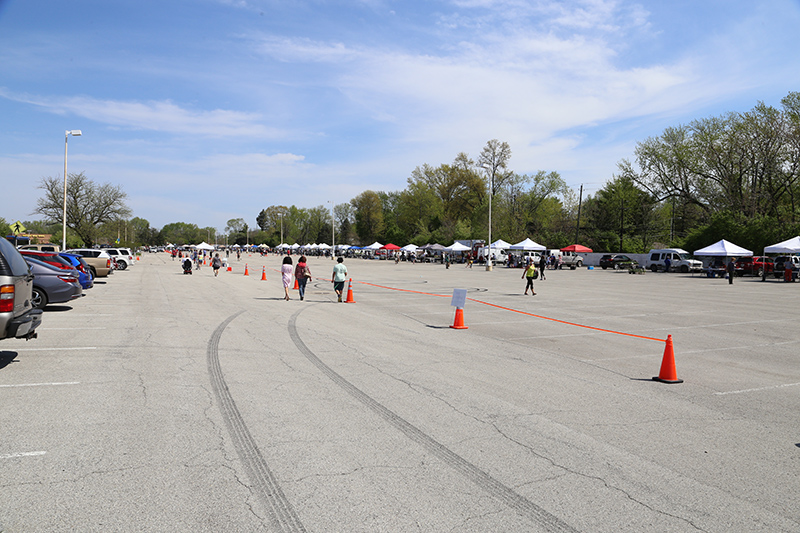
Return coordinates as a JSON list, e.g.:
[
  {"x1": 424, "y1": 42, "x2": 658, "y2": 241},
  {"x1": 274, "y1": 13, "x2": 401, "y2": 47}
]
[
  {"x1": 693, "y1": 239, "x2": 752, "y2": 257},
  {"x1": 366, "y1": 242, "x2": 383, "y2": 250},
  {"x1": 509, "y1": 238, "x2": 546, "y2": 251},
  {"x1": 400, "y1": 244, "x2": 419, "y2": 252},
  {"x1": 444, "y1": 242, "x2": 471, "y2": 252},
  {"x1": 491, "y1": 239, "x2": 511, "y2": 249},
  {"x1": 764, "y1": 236, "x2": 800, "y2": 254},
  {"x1": 195, "y1": 242, "x2": 214, "y2": 251}
]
